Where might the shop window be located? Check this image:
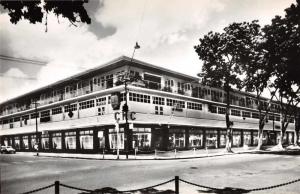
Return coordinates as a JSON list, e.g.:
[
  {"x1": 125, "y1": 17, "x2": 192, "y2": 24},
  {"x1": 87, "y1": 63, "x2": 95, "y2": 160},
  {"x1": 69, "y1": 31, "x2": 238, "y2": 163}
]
[
  {"x1": 109, "y1": 133, "x2": 124, "y2": 149},
  {"x1": 52, "y1": 107, "x2": 62, "y2": 115},
  {"x1": 206, "y1": 130, "x2": 218, "y2": 148},
  {"x1": 65, "y1": 132, "x2": 76, "y2": 150},
  {"x1": 219, "y1": 130, "x2": 227, "y2": 147},
  {"x1": 232, "y1": 131, "x2": 241, "y2": 147},
  {"x1": 41, "y1": 134, "x2": 49, "y2": 149},
  {"x1": 243, "y1": 131, "x2": 251, "y2": 146},
  {"x1": 169, "y1": 129, "x2": 185, "y2": 148},
  {"x1": 98, "y1": 131, "x2": 105, "y2": 149},
  {"x1": 187, "y1": 102, "x2": 202, "y2": 110},
  {"x1": 80, "y1": 130, "x2": 93, "y2": 149},
  {"x1": 52, "y1": 133, "x2": 62, "y2": 149},
  {"x1": 153, "y1": 96, "x2": 165, "y2": 105},
  {"x1": 132, "y1": 132, "x2": 151, "y2": 150},
  {"x1": 155, "y1": 106, "x2": 163, "y2": 115},
  {"x1": 22, "y1": 136, "x2": 29, "y2": 149},
  {"x1": 189, "y1": 129, "x2": 203, "y2": 147},
  {"x1": 14, "y1": 137, "x2": 20, "y2": 149}
]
